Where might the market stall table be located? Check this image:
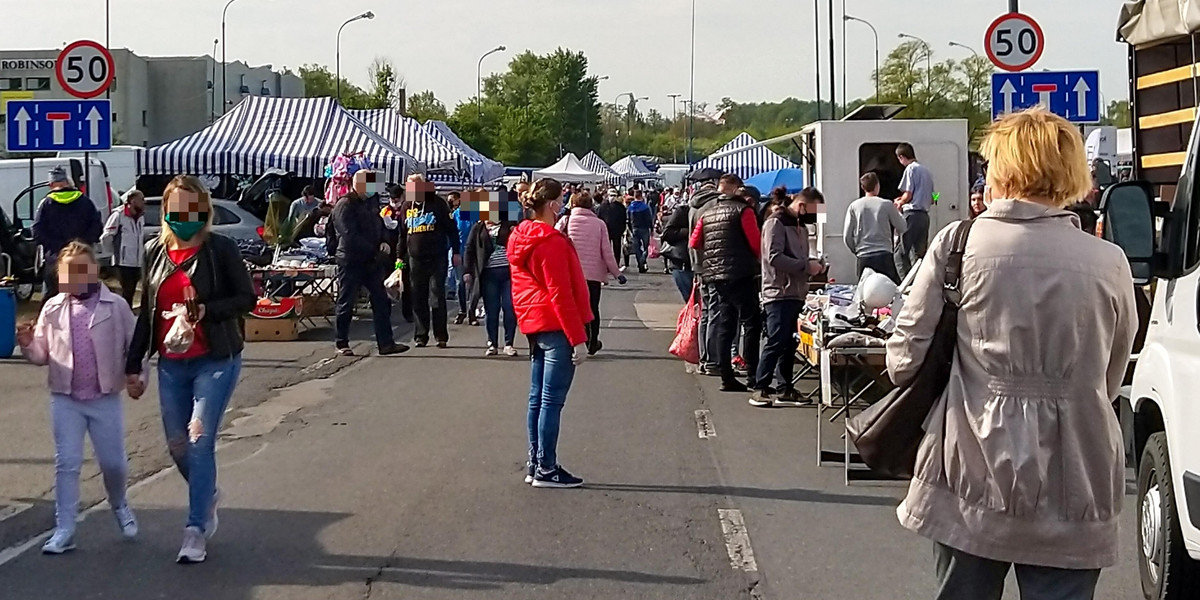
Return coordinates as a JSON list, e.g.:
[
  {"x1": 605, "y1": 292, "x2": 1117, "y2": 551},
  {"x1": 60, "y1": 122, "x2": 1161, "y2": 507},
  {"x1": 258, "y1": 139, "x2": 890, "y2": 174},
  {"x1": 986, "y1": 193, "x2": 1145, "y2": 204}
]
[{"x1": 251, "y1": 265, "x2": 339, "y2": 330}]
